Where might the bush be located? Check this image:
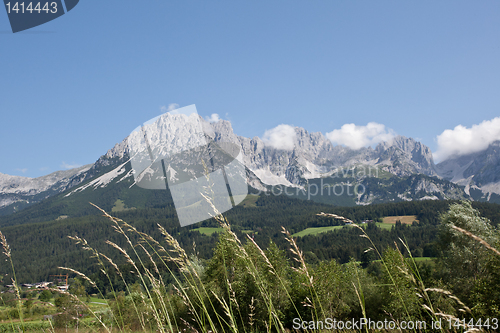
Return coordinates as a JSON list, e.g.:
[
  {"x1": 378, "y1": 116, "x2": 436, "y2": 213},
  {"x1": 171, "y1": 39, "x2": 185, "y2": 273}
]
[{"x1": 38, "y1": 289, "x2": 52, "y2": 302}]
